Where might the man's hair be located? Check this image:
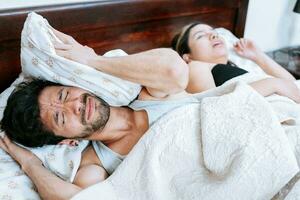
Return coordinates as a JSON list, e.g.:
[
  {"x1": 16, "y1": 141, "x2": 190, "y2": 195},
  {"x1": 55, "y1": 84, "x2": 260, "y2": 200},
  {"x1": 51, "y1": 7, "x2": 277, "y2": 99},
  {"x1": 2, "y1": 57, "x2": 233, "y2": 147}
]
[{"x1": 0, "y1": 79, "x2": 66, "y2": 147}]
